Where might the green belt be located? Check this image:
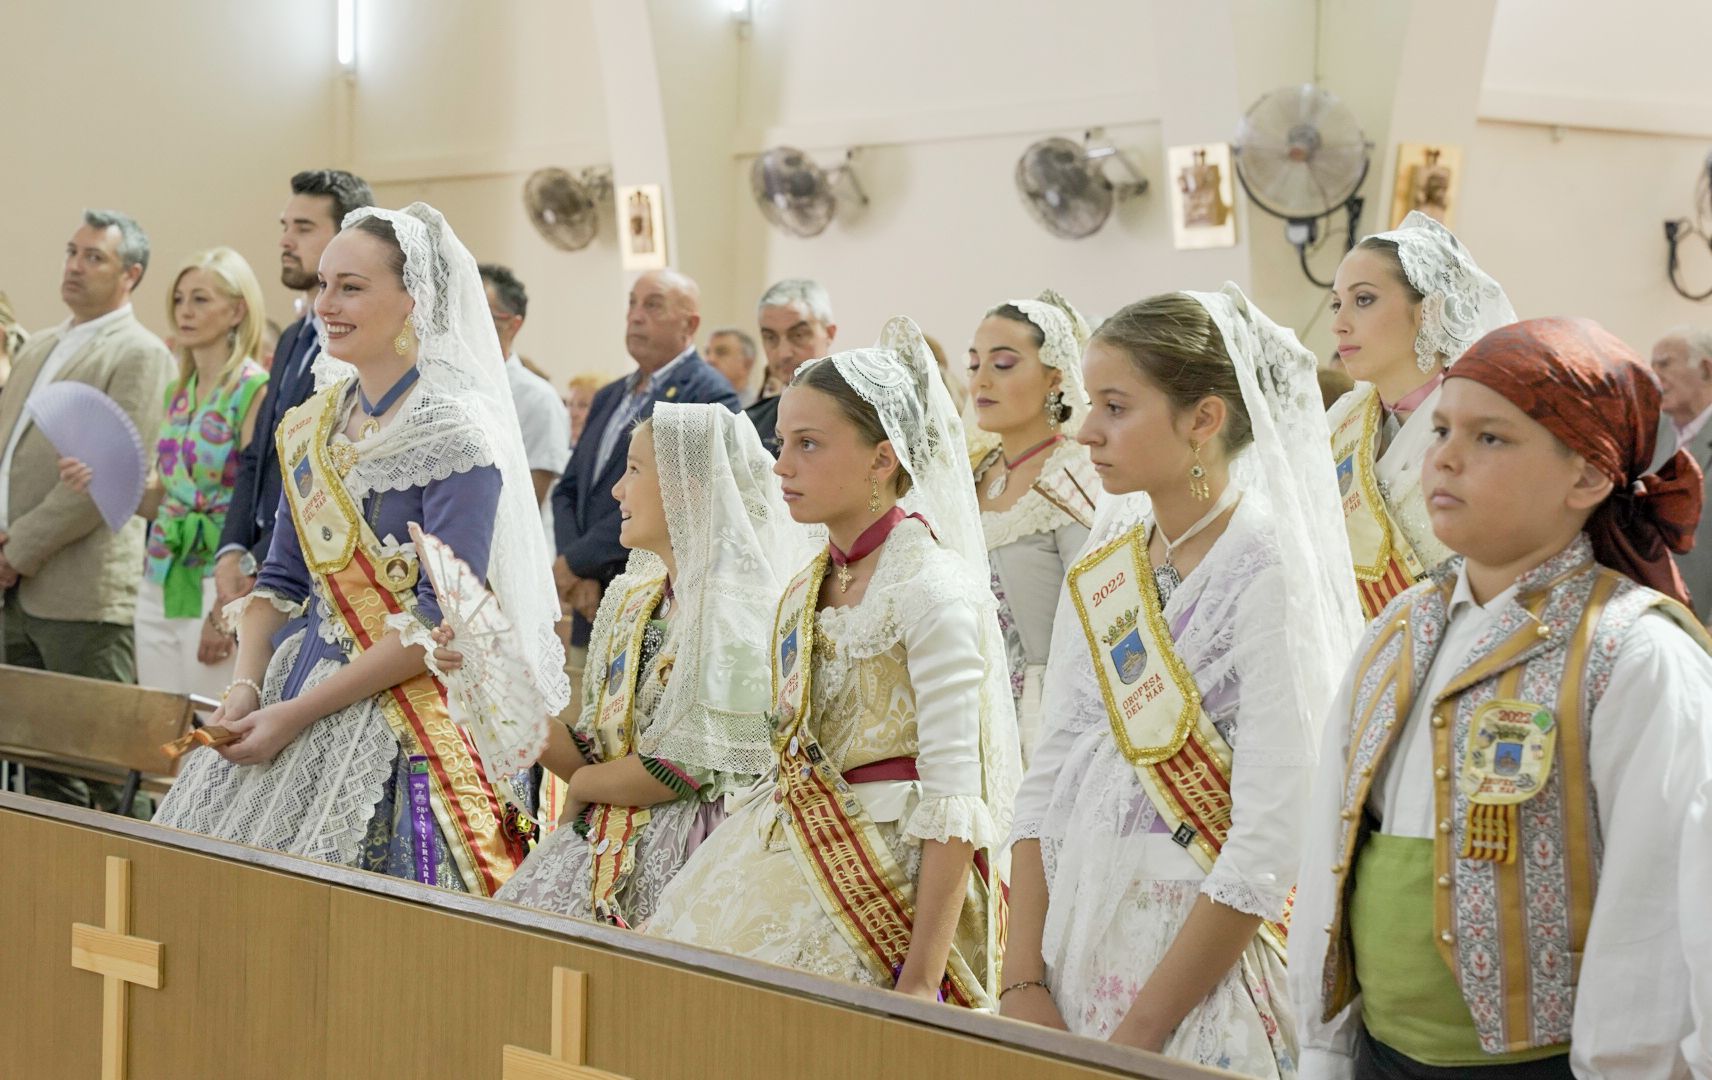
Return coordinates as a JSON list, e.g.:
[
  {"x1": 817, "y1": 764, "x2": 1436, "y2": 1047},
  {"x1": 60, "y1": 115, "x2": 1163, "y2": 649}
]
[{"x1": 1350, "y1": 832, "x2": 1565, "y2": 1067}]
